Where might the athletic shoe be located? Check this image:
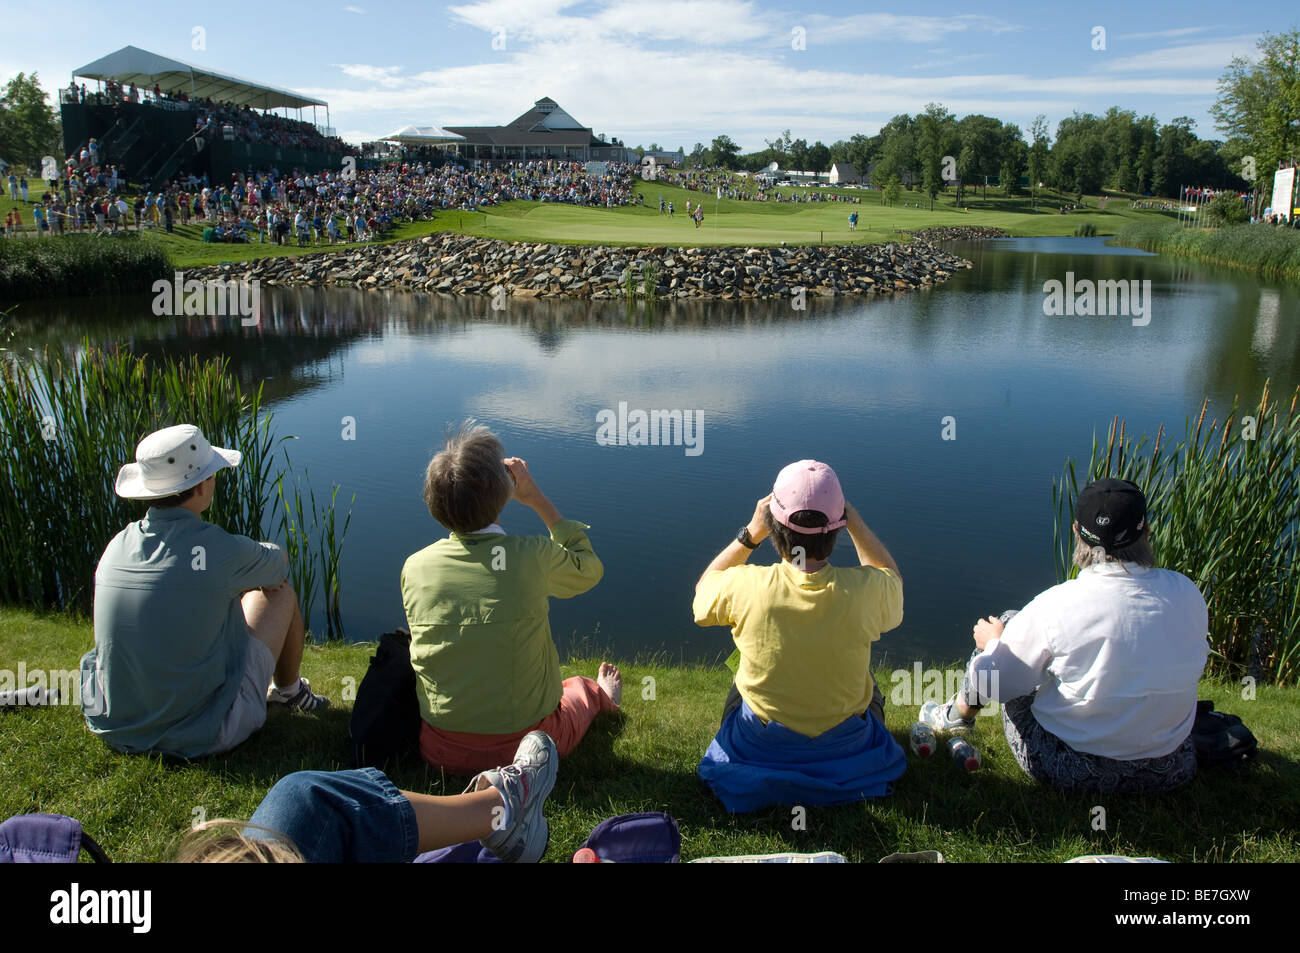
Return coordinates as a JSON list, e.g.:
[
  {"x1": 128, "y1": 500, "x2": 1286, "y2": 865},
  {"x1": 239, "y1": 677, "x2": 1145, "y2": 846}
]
[
  {"x1": 469, "y1": 730, "x2": 558, "y2": 863},
  {"x1": 919, "y1": 697, "x2": 974, "y2": 736},
  {"x1": 266, "y1": 676, "x2": 330, "y2": 712}
]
